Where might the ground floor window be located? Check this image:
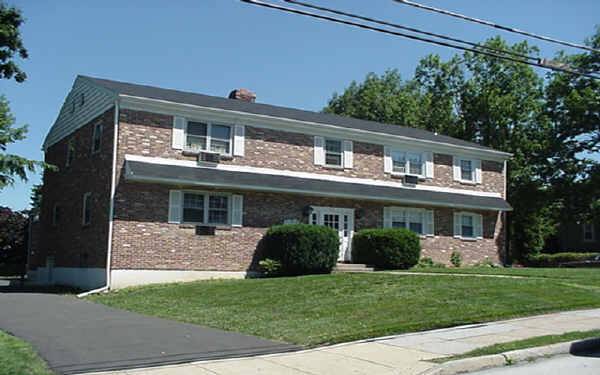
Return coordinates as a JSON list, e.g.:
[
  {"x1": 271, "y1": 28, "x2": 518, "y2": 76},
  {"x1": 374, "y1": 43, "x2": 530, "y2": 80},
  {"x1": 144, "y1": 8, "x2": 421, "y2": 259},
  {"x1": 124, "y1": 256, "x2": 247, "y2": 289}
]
[
  {"x1": 183, "y1": 192, "x2": 229, "y2": 226},
  {"x1": 454, "y1": 212, "x2": 483, "y2": 239},
  {"x1": 583, "y1": 222, "x2": 595, "y2": 242},
  {"x1": 384, "y1": 207, "x2": 434, "y2": 236}
]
